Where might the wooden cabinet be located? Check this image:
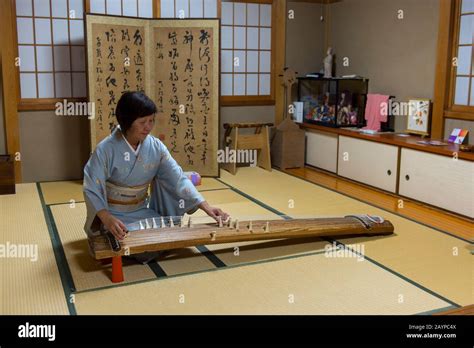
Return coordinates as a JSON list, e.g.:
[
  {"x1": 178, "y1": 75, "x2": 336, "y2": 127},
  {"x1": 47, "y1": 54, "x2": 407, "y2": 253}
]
[
  {"x1": 337, "y1": 136, "x2": 398, "y2": 193},
  {"x1": 399, "y1": 148, "x2": 474, "y2": 218},
  {"x1": 302, "y1": 124, "x2": 473, "y2": 218},
  {"x1": 305, "y1": 130, "x2": 338, "y2": 173},
  {"x1": 0, "y1": 155, "x2": 15, "y2": 195}
]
